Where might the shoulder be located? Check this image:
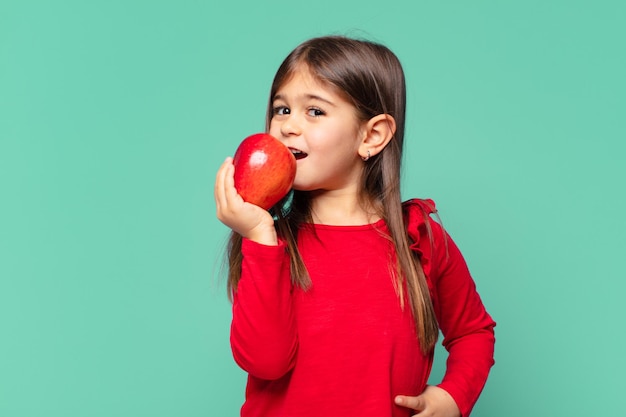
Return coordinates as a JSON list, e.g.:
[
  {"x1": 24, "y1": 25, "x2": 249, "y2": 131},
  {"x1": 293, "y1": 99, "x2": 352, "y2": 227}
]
[
  {"x1": 402, "y1": 198, "x2": 437, "y2": 216},
  {"x1": 402, "y1": 198, "x2": 448, "y2": 279},
  {"x1": 402, "y1": 198, "x2": 444, "y2": 239}
]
